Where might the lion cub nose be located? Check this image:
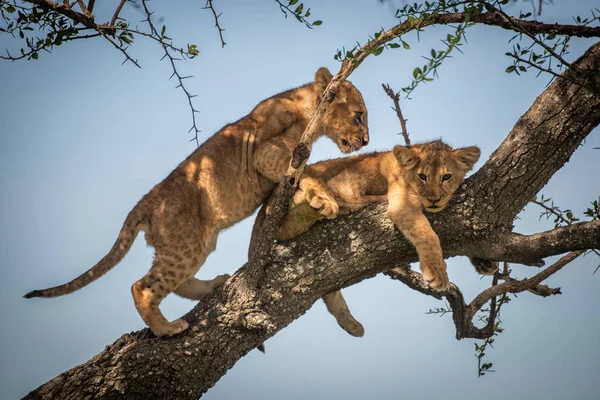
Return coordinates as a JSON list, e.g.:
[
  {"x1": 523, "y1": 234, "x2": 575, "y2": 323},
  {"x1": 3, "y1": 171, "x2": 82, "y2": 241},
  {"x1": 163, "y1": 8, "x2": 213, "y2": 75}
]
[
  {"x1": 428, "y1": 196, "x2": 442, "y2": 204},
  {"x1": 362, "y1": 137, "x2": 369, "y2": 146}
]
